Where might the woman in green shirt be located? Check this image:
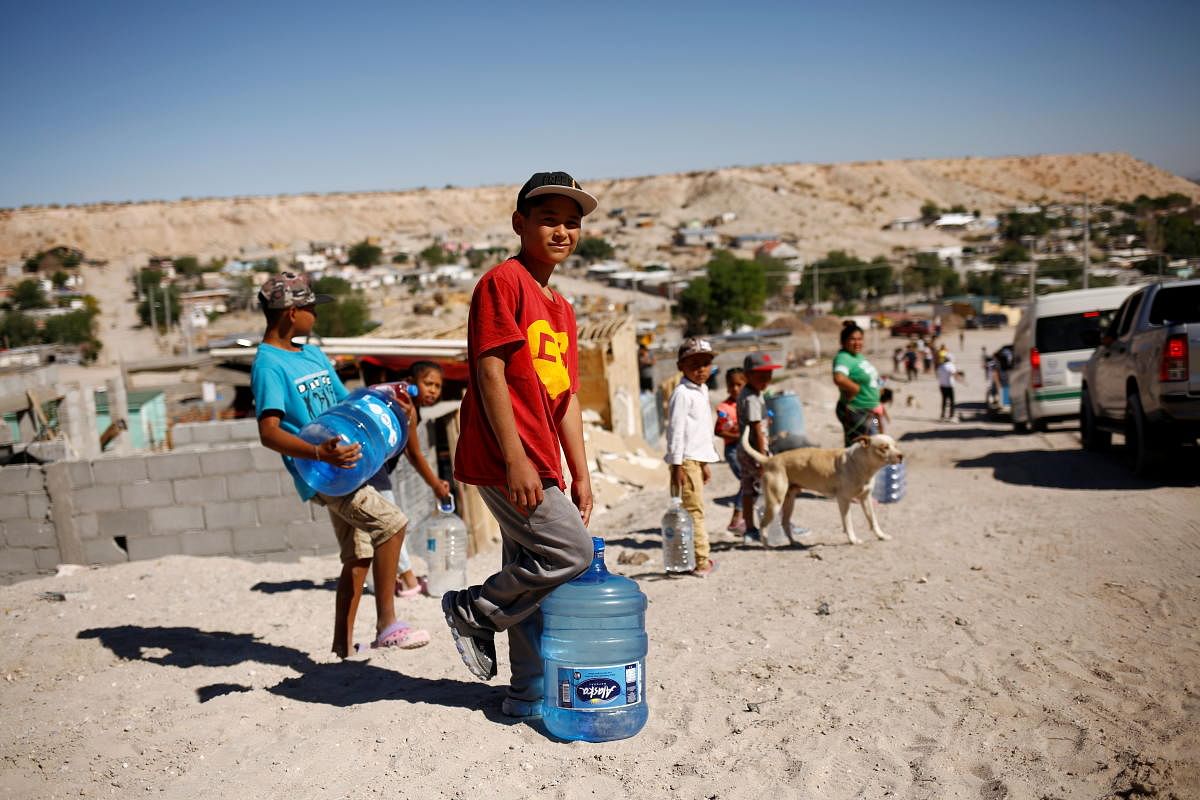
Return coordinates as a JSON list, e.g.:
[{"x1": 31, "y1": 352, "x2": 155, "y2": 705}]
[{"x1": 832, "y1": 321, "x2": 881, "y2": 446}]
